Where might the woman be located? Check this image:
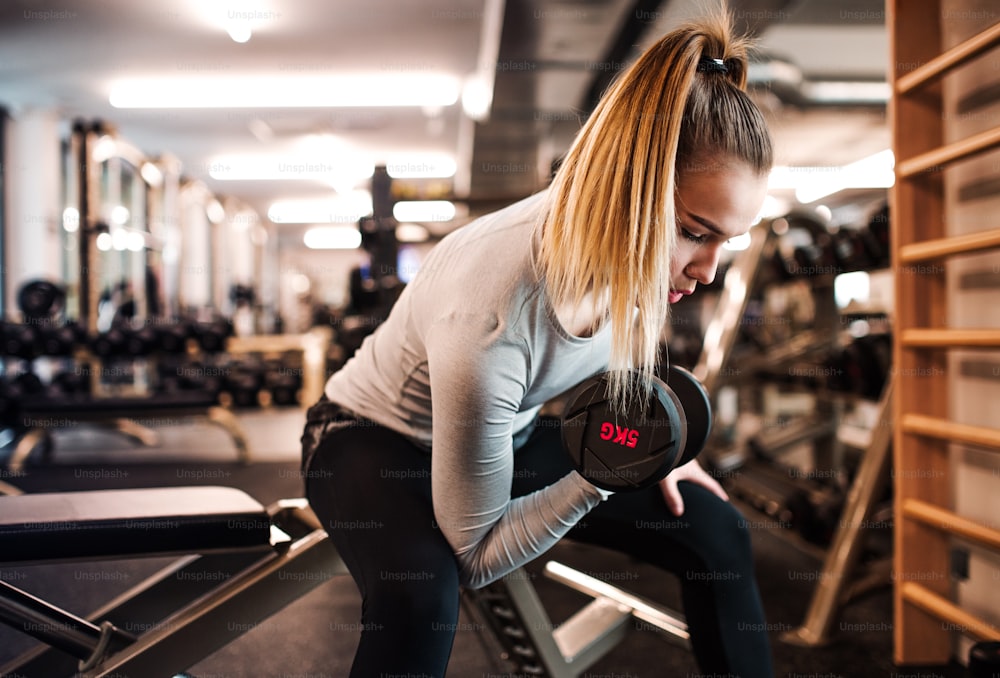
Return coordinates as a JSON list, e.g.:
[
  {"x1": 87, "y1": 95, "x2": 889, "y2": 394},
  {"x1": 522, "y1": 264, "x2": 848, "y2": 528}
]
[{"x1": 302, "y1": 9, "x2": 774, "y2": 677}]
